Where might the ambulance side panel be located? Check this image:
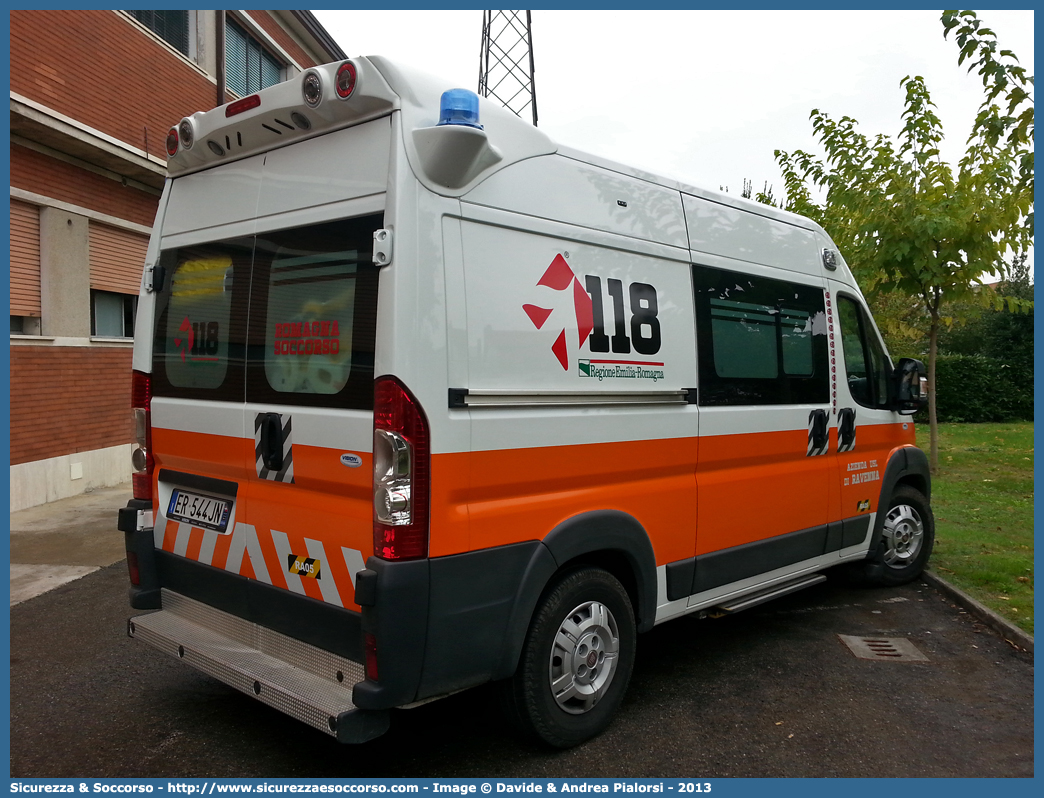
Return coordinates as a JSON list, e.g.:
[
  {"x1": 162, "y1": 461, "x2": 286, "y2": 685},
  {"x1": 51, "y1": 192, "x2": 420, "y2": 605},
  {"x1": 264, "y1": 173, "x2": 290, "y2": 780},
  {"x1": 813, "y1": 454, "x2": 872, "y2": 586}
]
[{"x1": 367, "y1": 155, "x2": 704, "y2": 702}]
